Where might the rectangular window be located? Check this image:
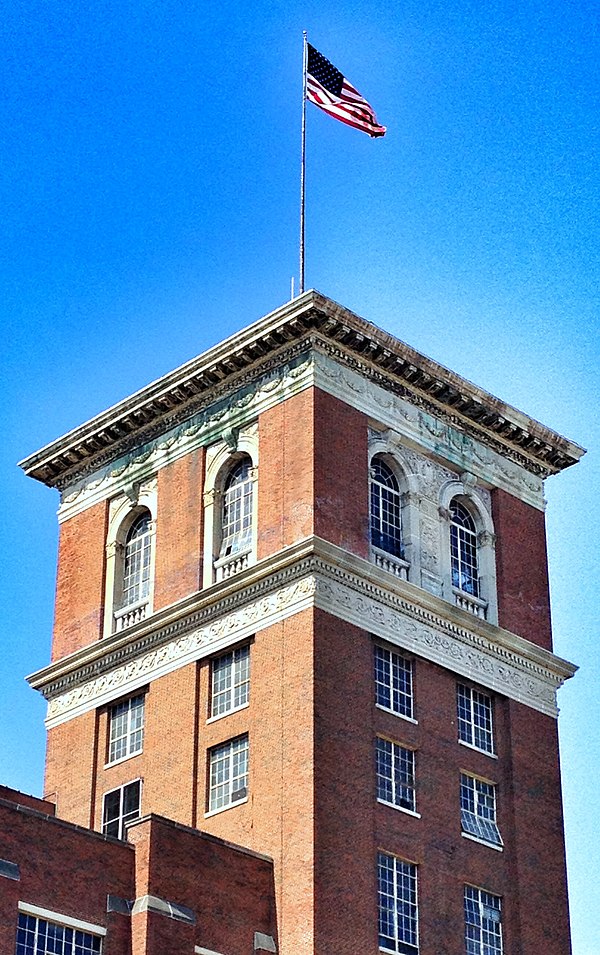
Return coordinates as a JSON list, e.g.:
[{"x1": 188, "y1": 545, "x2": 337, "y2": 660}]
[
  {"x1": 378, "y1": 852, "x2": 418, "y2": 954},
  {"x1": 457, "y1": 684, "x2": 494, "y2": 754},
  {"x1": 16, "y1": 913, "x2": 102, "y2": 955},
  {"x1": 108, "y1": 694, "x2": 144, "y2": 763},
  {"x1": 375, "y1": 645, "x2": 413, "y2": 719},
  {"x1": 376, "y1": 738, "x2": 416, "y2": 813},
  {"x1": 460, "y1": 773, "x2": 502, "y2": 846},
  {"x1": 208, "y1": 735, "x2": 248, "y2": 813},
  {"x1": 102, "y1": 779, "x2": 141, "y2": 839},
  {"x1": 210, "y1": 645, "x2": 250, "y2": 718},
  {"x1": 464, "y1": 886, "x2": 503, "y2": 955}
]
